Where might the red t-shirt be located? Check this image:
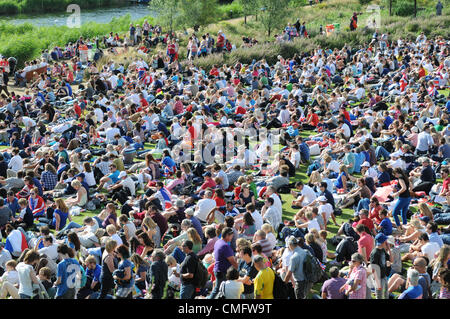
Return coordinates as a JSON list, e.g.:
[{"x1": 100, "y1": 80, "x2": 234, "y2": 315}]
[
  {"x1": 358, "y1": 232, "x2": 374, "y2": 259},
  {"x1": 210, "y1": 68, "x2": 219, "y2": 77},
  {"x1": 368, "y1": 206, "x2": 383, "y2": 225},
  {"x1": 443, "y1": 177, "x2": 450, "y2": 193},
  {"x1": 73, "y1": 103, "x2": 82, "y2": 117},
  {"x1": 140, "y1": 98, "x2": 149, "y2": 108},
  {"x1": 214, "y1": 196, "x2": 226, "y2": 207},
  {"x1": 188, "y1": 125, "x2": 196, "y2": 140},
  {"x1": 201, "y1": 178, "x2": 216, "y2": 190},
  {"x1": 358, "y1": 217, "x2": 375, "y2": 232},
  {"x1": 174, "y1": 100, "x2": 184, "y2": 114},
  {"x1": 235, "y1": 105, "x2": 246, "y2": 115}
]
